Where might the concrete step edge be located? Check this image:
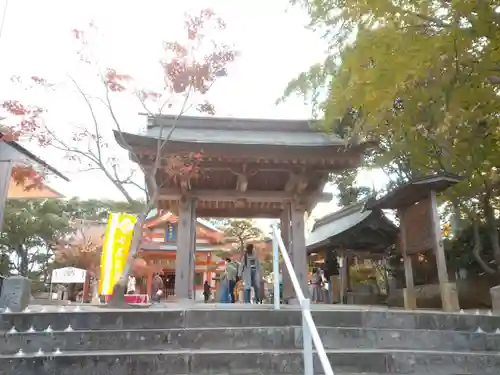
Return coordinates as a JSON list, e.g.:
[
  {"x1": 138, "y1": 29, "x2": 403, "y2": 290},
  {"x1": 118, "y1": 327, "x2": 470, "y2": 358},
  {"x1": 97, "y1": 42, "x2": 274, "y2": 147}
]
[
  {"x1": 2, "y1": 348, "x2": 500, "y2": 359},
  {"x1": 3, "y1": 325, "x2": 500, "y2": 335}
]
